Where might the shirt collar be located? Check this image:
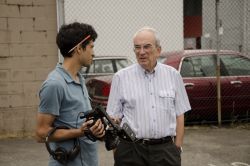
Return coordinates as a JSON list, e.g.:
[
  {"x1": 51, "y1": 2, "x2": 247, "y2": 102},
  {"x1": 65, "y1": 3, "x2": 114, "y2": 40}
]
[
  {"x1": 137, "y1": 62, "x2": 159, "y2": 77},
  {"x1": 56, "y1": 63, "x2": 83, "y2": 84}
]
